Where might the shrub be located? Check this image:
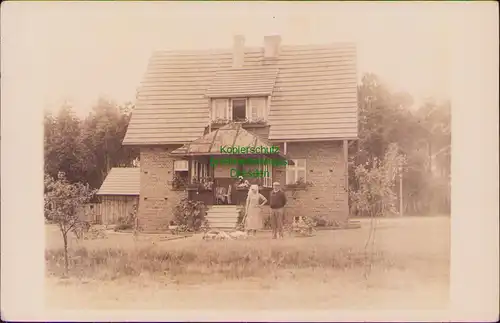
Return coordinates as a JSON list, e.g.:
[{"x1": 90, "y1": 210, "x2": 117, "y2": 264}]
[
  {"x1": 114, "y1": 204, "x2": 138, "y2": 232},
  {"x1": 173, "y1": 198, "x2": 207, "y2": 232},
  {"x1": 350, "y1": 143, "x2": 406, "y2": 218}
]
